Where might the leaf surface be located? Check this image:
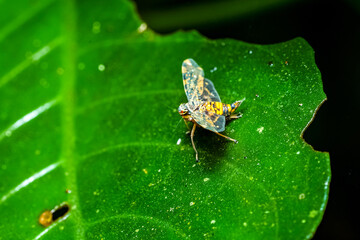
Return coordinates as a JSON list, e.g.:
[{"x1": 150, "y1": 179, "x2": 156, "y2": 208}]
[{"x1": 0, "y1": 0, "x2": 330, "y2": 239}]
